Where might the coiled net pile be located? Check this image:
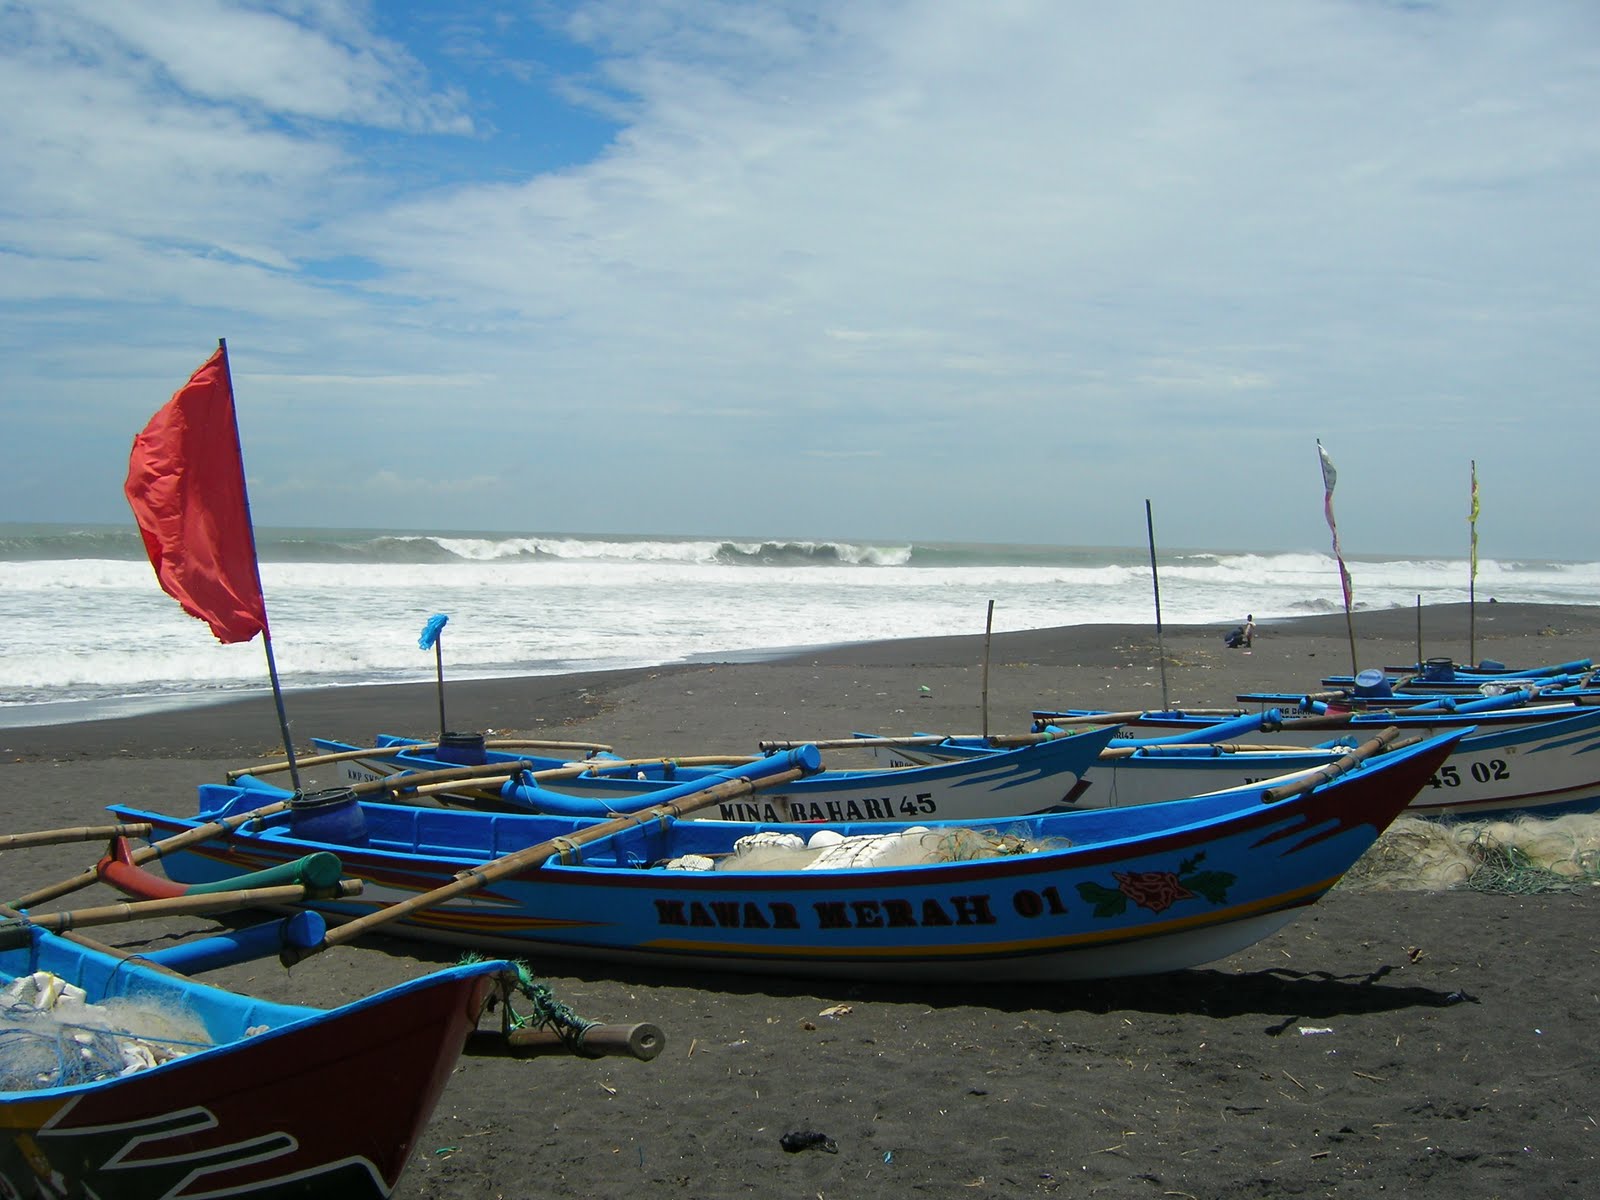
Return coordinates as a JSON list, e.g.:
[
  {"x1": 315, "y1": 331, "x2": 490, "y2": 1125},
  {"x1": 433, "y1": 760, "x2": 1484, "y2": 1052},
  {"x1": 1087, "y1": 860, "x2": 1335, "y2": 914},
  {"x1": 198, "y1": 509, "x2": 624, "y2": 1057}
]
[
  {"x1": 0, "y1": 972, "x2": 212, "y2": 1092},
  {"x1": 665, "y1": 826, "x2": 1072, "y2": 872},
  {"x1": 1342, "y1": 813, "x2": 1600, "y2": 894}
]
